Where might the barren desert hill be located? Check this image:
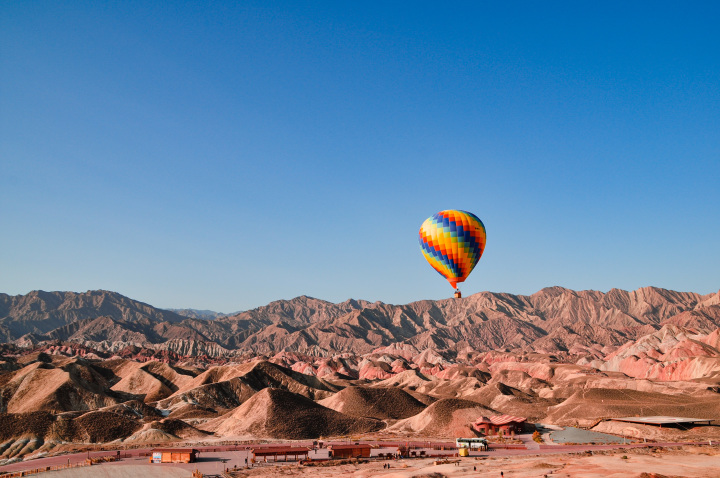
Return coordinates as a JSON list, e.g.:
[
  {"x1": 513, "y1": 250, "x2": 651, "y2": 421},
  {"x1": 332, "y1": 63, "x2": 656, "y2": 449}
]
[
  {"x1": 387, "y1": 398, "x2": 497, "y2": 437},
  {"x1": 0, "y1": 287, "x2": 719, "y2": 459},
  {"x1": 0, "y1": 356, "x2": 136, "y2": 414},
  {"x1": 317, "y1": 385, "x2": 427, "y2": 419},
  {"x1": 0, "y1": 326, "x2": 719, "y2": 459},
  {"x1": 46, "y1": 316, "x2": 164, "y2": 346},
  {"x1": 165, "y1": 308, "x2": 227, "y2": 320},
  {"x1": 151, "y1": 359, "x2": 345, "y2": 420},
  {"x1": 174, "y1": 359, "x2": 342, "y2": 398},
  {"x1": 544, "y1": 386, "x2": 720, "y2": 427},
  {"x1": 0, "y1": 290, "x2": 188, "y2": 339},
  {"x1": 3, "y1": 287, "x2": 719, "y2": 359},
  {"x1": 107, "y1": 360, "x2": 197, "y2": 402},
  {"x1": 203, "y1": 387, "x2": 385, "y2": 439},
  {"x1": 154, "y1": 377, "x2": 258, "y2": 420}
]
